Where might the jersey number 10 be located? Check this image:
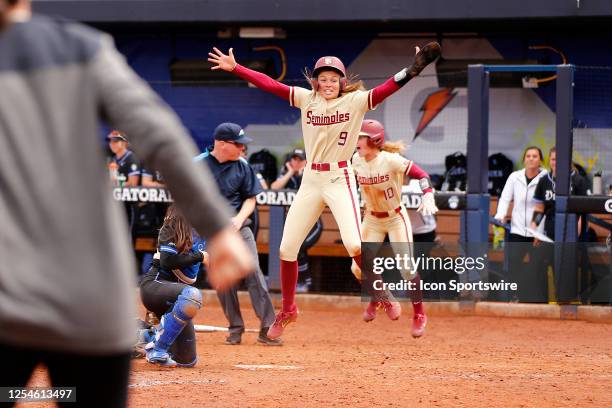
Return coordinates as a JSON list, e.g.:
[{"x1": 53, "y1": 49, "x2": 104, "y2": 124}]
[{"x1": 383, "y1": 187, "x2": 394, "y2": 200}]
